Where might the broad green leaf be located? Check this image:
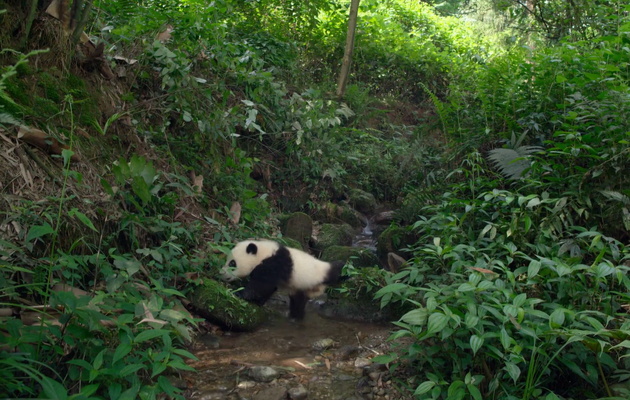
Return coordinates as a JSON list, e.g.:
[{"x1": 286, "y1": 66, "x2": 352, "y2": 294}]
[
  {"x1": 426, "y1": 297, "x2": 437, "y2": 311},
  {"x1": 528, "y1": 260, "x2": 541, "y2": 278},
  {"x1": 467, "y1": 384, "x2": 482, "y2": 400},
  {"x1": 549, "y1": 309, "x2": 565, "y2": 329},
  {"x1": 556, "y1": 74, "x2": 567, "y2": 83},
  {"x1": 371, "y1": 354, "x2": 396, "y2": 364},
  {"x1": 112, "y1": 343, "x2": 132, "y2": 365},
  {"x1": 504, "y1": 361, "x2": 521, "y2": 383},
  {"x1": 40, "y1": 376, "x2": 68, "y2": 400},
  {"x1": 69, "y1": 208, "x2": 98, "y2": 232},
  {"x1": 414, "y1": 381, "x2": 436, "y2": 395},
  {"x1": 470, "y1": 335, "x2": 484, "y2": 356},
  {"x1": 500, "y1": 328, "x2": 511, "y2": 350},
  {"x1": 119, "y1": 364, "x2": 145, "y2": 376},
  {"x1": 427, "y1": 313, "x2": 450, "y2": 335},
  {"x1": 375, "y1": 283, "x2": 407, "y2": 297},
  {"x1": 513, "y1": 293, "x2": 527, "y2": 307},
  {"x1": 135, "y1": 329, "x2": 168, "y2": 343},
  {"x1": 400, "y1": 308, "x2": 428, "y2": 326},
  {"x1": 457, "y1": 283, "x2": 476, "y2": 292},
  {"x1": 26, "y1": 223, "x2": 54, "y2": 243},
  {"x1": 448, "y1": 380, "x2": 464, "y2": 397},
  {"x1": 118, "y1": 384, "x2": 140, "y2": 400}
]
